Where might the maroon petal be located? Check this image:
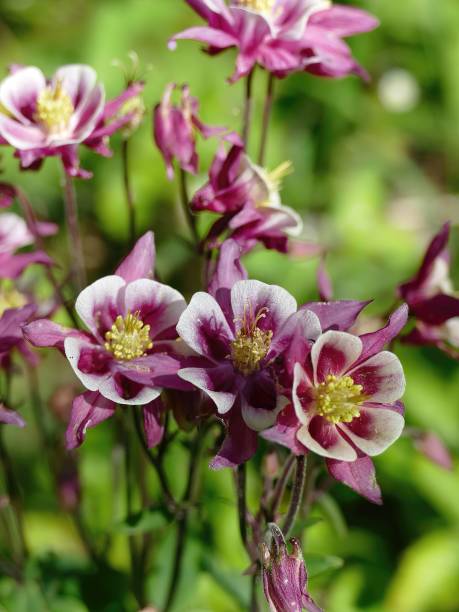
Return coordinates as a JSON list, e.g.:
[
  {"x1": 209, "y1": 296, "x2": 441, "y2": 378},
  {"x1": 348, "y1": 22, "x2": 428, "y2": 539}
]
[
  {"x1": 210, "y1": 407, "x2": 258, "y2": 470},
  {"x1": 326, "y1": 456, "x2": 382, "y2": 505},
  {"x1": 142, "y1": 397, "x2": 165, "y2": 449},
  {"x1": 301, "y1": 300, "x2": 371, "y2": 332},
  {"x1": 66, "y1": 391, "x2": 115, "y2": 449},
  {"x1": 358, "y1": 304, "x2": 408, "y2": 363},
  {"x1": 410, "y1": 294, "x2": 459, "y2": 326}
]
